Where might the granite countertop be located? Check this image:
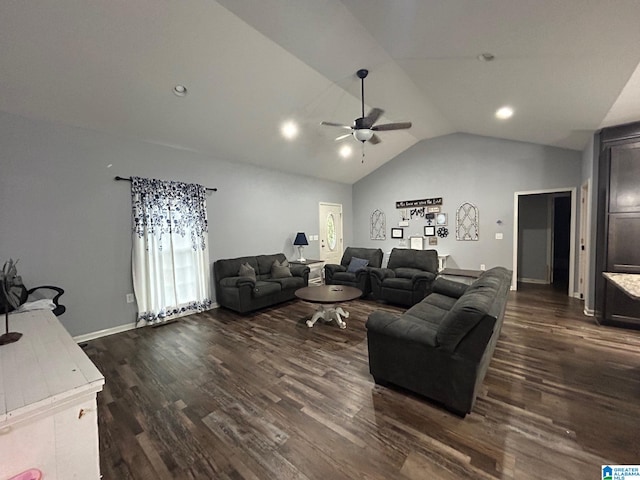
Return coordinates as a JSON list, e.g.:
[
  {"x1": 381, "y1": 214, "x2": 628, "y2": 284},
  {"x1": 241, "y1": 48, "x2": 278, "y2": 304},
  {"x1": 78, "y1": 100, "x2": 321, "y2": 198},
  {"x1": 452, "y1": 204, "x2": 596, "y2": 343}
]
[{"x1": 603, "y1": 272, "x2": 640, "y2": 300}]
